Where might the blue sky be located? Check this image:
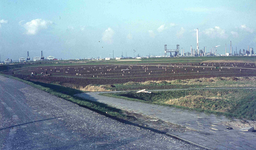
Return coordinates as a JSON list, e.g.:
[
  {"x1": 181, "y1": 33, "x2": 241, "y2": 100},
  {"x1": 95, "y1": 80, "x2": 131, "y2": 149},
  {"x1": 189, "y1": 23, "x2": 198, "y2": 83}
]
[{"x1": 0, "y1": 0, "x2": 256, "y2": 60}]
